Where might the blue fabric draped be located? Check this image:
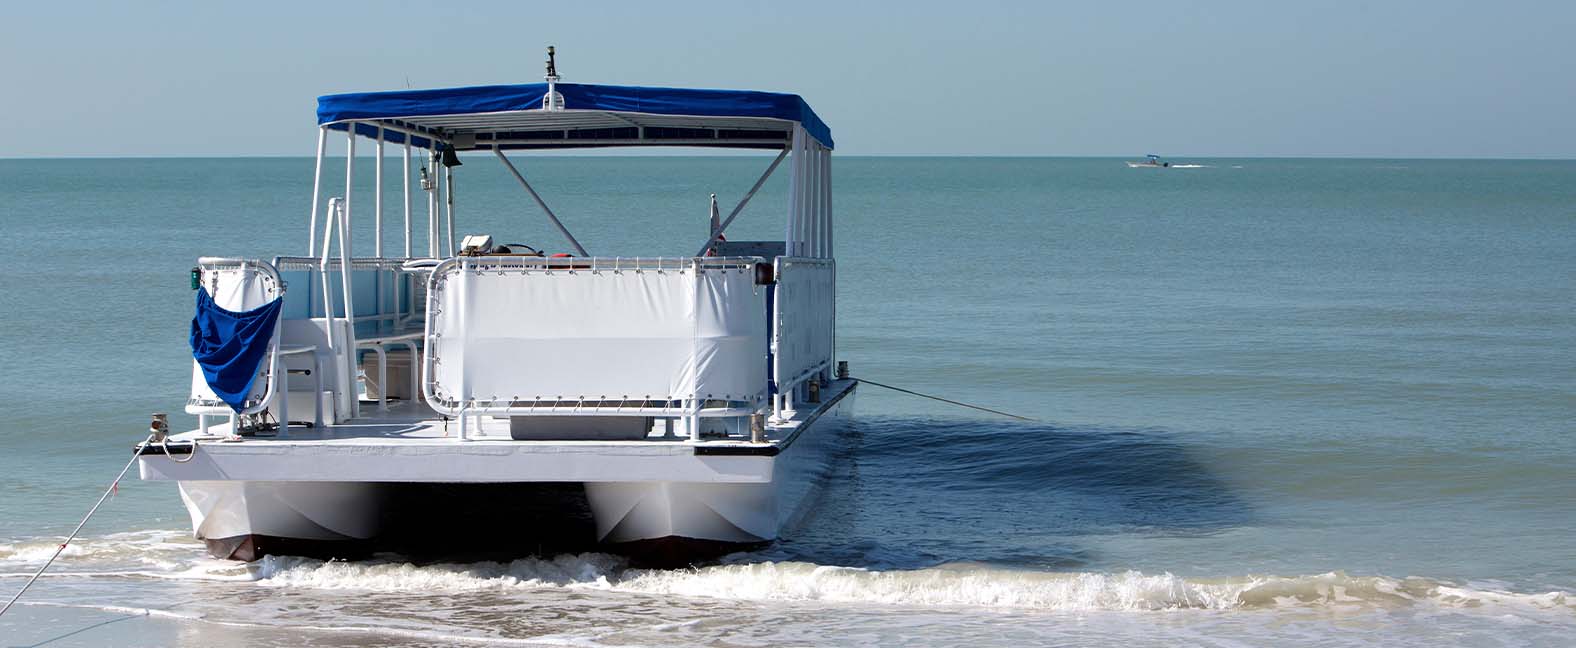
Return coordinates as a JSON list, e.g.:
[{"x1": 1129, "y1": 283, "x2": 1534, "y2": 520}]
[{"x1": 190, "y1": 289, "x2": 284, "y2": 413}]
